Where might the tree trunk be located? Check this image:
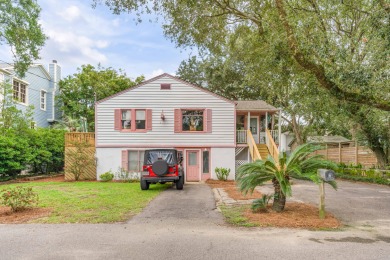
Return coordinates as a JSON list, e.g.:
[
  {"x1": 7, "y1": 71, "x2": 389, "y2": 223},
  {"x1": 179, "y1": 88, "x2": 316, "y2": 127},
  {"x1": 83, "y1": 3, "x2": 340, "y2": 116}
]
[{"x1": 272, "y1": 178, "x2": 286, "y2": 212}]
